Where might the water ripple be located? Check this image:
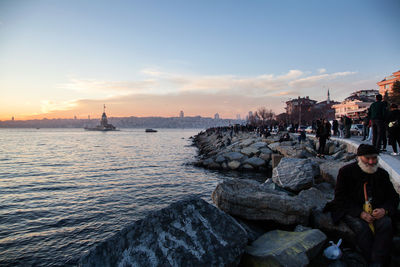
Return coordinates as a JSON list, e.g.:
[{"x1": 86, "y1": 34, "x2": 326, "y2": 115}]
[{"x1": 0, "y1": 128, "x2": 248, "y2": 266}]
